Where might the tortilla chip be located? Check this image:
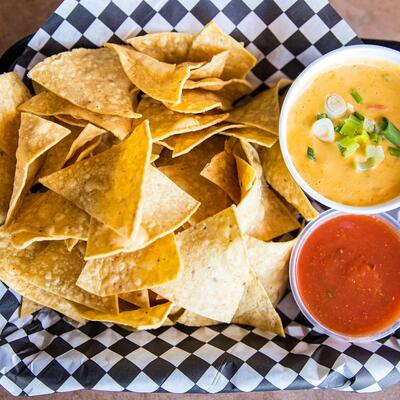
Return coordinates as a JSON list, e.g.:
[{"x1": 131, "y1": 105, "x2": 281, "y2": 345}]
[
  {"x1": 176, "y1": 310, "x2": 219, "y2": 327},
  {"x1": 105, "y1": 43, "x2": 196, "y2": 104},
  {"x1": 29, "y1": 48, "x2": 136, "y2": 118},
  {"x1": 127, "y1": 32, "x2": 194, "y2": 63},
  {"x1": 235, "y1": 154, "x2": 256, "y2": 197},
  {"x1": 85, "y1": 165, "x2": 200, "y2": 259},
  {"x1": 40, "y1": 121, "x2": 151, "y2": 238},
  {"x1": 154, "y1": 206, "x2": 250, "y2": 322},
  {"x1": 200, "y1": 150, "x2": 240, "y2": 204},
  {"x1": 0, "y1": 72, "x2": 31, "y2": 158},
  {"x1": 0, "y1": 151, "x2": 15, "y2": 225},
  {"x1": 189, "y1": 51, "x2": 229, "y2": 80},
  {"x1": 19, "y1": 92, "x2": 132, "y2": 140},
  {"x1": 119, "y1": 290, "x2": 150, "y2": 309},
  {"x1": 163, "y1": 90, "x2": 231, "y2": 113},
  {"x1": 224, "y1": 127, "x2": 277, "y2": 148},
  {"x1": 232, "y1": 271, "x2": 284, "y2": 336},
  {"x1": 65, "y1": 238, "x2": 79, "y2": 252},
  {"x1": 185, "y1": 77, "x2": 253, "y2": 102},
  {"x1": 77, "y1": 302, "x2": 173, "y2": 330},
  {"x1": 19, "y1": 297, "x2": 42, "y2": 318},
  {"x1": 260, "y1": 144, "x2": 319, "y2": 220},
  {"x1": 73, "y1": 136, "x2": 102, "y2": 162},
  {"x1": 8, "y1": 191, "x2": 90, "y2": 248},
  {"x1": 137, "y1": 96, "x2": 229, "y2": 140},
  {"x1": 55, "y1": 115, "x2": 87, "y2": 127},
  {"x1": 8, "y1": 242, "x2": 118, "y2": 313},
  {"x1": 188, "y1": 21, "x2": 256, "y2": 80},
  {"x1": 245, "y1": 236, "x2": 295, "y2": 306},
  {"x1": 4, "y1": 113, "x2": 71, "y2": 226},
  {"x1": 166, "y1": 123, "x2": 245, "y2": 157},
  {"x1": 77, "y1": 233, "x2": 181, "y2": 296},
  {"x1": 227, "y1": 79, "x2": 291, "y2": 134}
]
